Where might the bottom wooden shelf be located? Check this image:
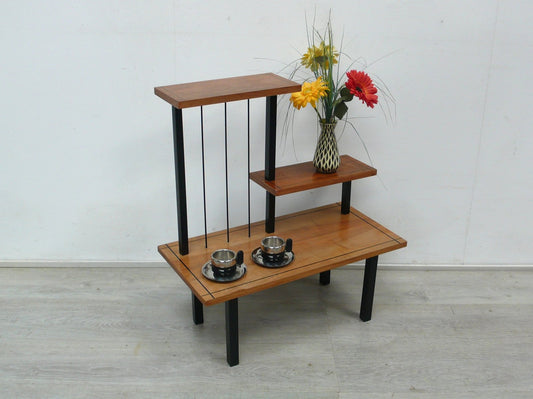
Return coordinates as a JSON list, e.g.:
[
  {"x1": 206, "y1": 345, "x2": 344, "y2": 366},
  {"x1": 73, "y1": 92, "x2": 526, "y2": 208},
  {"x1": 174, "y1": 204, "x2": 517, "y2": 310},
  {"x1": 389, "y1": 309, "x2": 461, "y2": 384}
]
[{"x1": 158, "y1": 203, "x2": 406, "y2": 306}]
